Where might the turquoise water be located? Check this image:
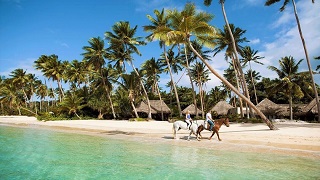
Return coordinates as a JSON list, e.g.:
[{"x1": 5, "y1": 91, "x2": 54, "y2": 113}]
[{"x1": 0, "y1": 126, "x2": 319, "y2": 180}]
